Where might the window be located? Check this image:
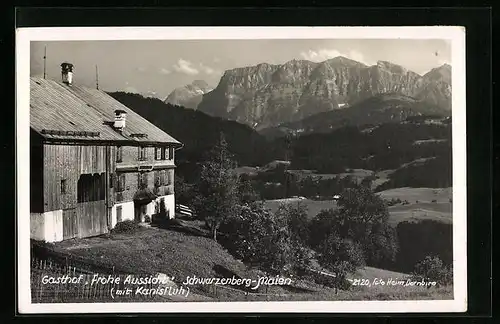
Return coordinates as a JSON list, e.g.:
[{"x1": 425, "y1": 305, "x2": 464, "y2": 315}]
[
  {"x1": 117, "y1": 206, "x2": 122, "y2": 223},
  {"x1": 155, "y1": 147, "x2": 162, "y2": 160},
  {"x1": 77, "y1": 173, "x2": 105, "y2": 202},
  {"x1": 116, "y1": 173, "x2": 126, "y2": 192},
  {"x1": 116, "y1": 146, "x2": 123, "y2": 163},
  {"x1": 138, "y1": 147, "x2": 147, "y2": 161},
  {"x1": 160, "y1": 170, "x2": 166, "y2": 186},
  {"x1": 169, "y1": 147, "x2": 174, "y2": 160},
  {"x1": 60, "y1": 179, "x2": 67, "y2": 194},
  {"x1": 161, "y1": 147, "x2": 168, "y2": 160},
  {"x1": 138, "y1": 172, "x2": 148, "y2": 189},
  {"x1": 169, "y1": 170, "x2": 174, "y2": 185},
  {"x1": 154, "y1": 170, "x2": 161, "y2": 187}
]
